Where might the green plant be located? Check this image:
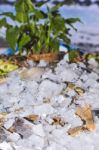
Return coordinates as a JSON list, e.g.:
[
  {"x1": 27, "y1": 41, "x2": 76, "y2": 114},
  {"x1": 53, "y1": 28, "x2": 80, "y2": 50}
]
[{"x1": 0, "y1": 0, "x2": 80, "y2": 55}]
